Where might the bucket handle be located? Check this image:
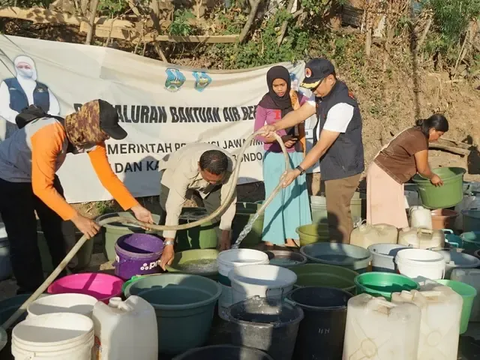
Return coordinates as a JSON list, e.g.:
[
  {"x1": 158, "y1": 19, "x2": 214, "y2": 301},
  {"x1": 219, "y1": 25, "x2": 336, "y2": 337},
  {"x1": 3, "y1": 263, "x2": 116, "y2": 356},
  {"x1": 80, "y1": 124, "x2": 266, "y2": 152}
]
[{"x1": 266, "y1": 287, "x2": 286, "y2": 299}]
